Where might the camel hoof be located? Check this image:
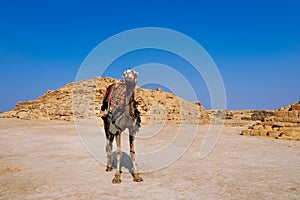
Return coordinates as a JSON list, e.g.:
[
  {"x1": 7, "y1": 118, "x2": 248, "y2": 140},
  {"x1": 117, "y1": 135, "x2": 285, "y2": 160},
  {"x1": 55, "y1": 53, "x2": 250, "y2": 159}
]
[
  {"x1": 105, "y1": 166, "x2": 113, "y2": 172},
  {"x1": 112, "y1": 174, "x2": 121, "y2": 184},
  {"x1": 133, "y1": 173, "x2": 143, "y2": 182}
]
